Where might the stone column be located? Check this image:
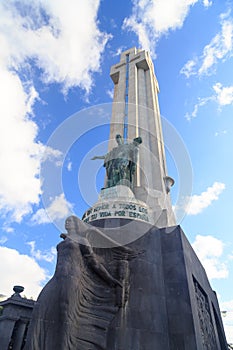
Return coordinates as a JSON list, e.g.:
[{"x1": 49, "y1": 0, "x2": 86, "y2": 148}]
[
  {"x1": 13, "y1": 320, "x2": 27, "y2": 350},
  {"x1": 0, "y1": 318, "x2": 16, "y2": 349}
]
